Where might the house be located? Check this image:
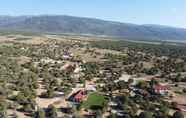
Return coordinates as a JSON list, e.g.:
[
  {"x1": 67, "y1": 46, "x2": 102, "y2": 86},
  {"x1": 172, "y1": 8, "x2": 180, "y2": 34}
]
[
  {"x1": 108, "y1": 101, "x2": 118, "y2": 107},
  {"x1": 153, "y1": 84, "x2": 169, "y2": 95},
  {"x1": 74, "y1": 90, "x2": 85, "y2": 102},
  {"x1": 67, "y1": 90, "x2": 86, "y2": 103},
  {"x1": 76, "y1": 83, "x2": 84, "y2": 88},
  {"x1": 74, "y1": 66, "x2": 83, "y2": 73},
  {"x1": 61, "y1": 63, "x2": 75, "y2": 72},
  {"x1": 86, "y1": 85, "x2": 96, "y2": 92},
  {"x1": 63, "y1": 49, "x2": 73, "y2": 60},
  {"x1": 85, "y1": 84, "x2": 96, "y2": 92}
]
